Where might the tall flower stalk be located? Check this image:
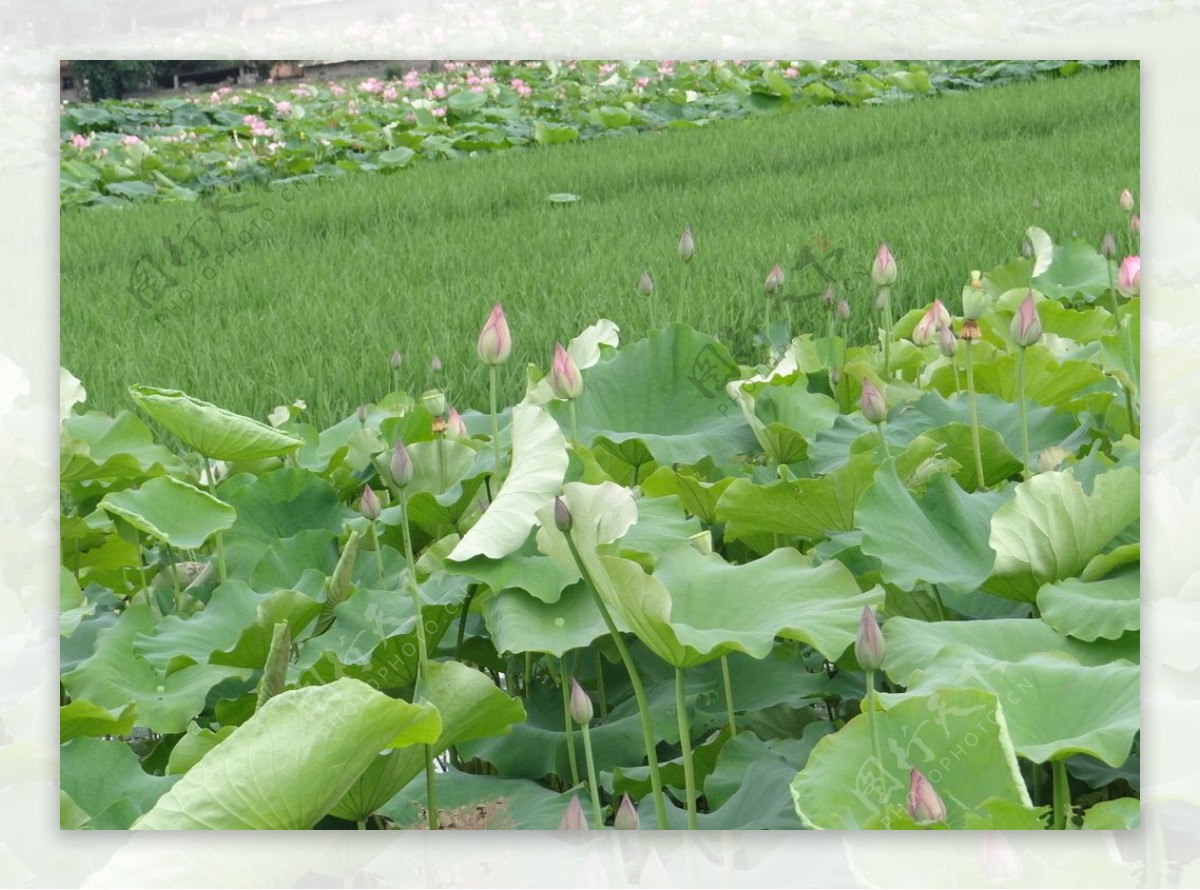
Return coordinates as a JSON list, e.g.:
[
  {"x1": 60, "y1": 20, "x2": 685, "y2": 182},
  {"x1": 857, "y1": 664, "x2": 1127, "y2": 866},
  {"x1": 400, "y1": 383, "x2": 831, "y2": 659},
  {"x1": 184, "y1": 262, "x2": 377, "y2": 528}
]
[
  {"x1": 477, "y1": 303, "x2": 512, "y2": 482},
  {"x1": 856, "y1": 606, "x2": 887, "y2": 807},
  {"x1": 675, "y1": 667, "x2": 699, "y2": 830},
  {"x1": 1010, "y1": 292, "x2": 1043, "y2": 478},
  {"x1": 871, "y1": 243, "x2": 898, "y2": 378},
  {"x1": 960, "y1": 271, "x2": 990, "y2": 490},
  {"x1": 556, "y1": 497, "x2": 669, "y2": 829},
  {"x1": 570, "y1": 678, "x2": 604, "y2": 829}
]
